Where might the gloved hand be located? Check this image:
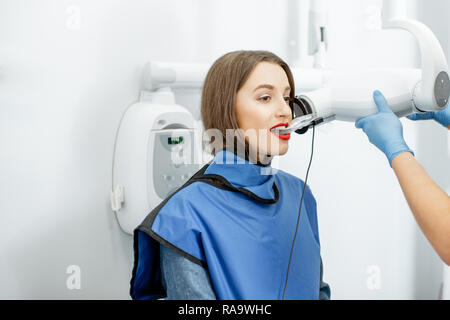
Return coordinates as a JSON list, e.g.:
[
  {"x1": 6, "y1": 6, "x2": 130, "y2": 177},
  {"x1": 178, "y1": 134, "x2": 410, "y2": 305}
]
[
  {"x1": 355, "y1": 90, "x2": 414, "y2": 167},
  {"x1": 406, "y1": 106, "x2": 450, "y2": 128}
]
